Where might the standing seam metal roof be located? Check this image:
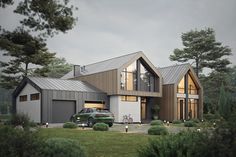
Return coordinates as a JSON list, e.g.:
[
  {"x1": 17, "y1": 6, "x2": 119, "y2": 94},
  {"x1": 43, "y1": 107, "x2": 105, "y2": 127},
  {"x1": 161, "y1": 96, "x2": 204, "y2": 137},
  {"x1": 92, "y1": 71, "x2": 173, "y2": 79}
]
[
  {"x1": 28, "y1": 77, "x2": 104, "y2": 93},
  {"x1": 158, "y1": 63, "x2": 190, "y2": 85},
  {"x1": 61, "y1": 51, "x2": 141, "y2": 79}
]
